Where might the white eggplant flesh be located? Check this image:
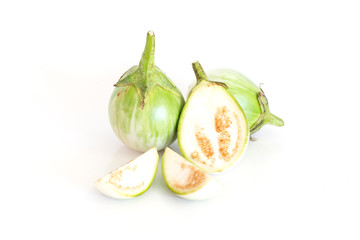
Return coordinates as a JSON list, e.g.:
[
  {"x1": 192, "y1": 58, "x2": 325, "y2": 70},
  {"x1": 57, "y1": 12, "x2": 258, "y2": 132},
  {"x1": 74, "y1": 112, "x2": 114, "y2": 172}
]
[
  {"x1": 162, "y1": 147, "x2": 223, "y2": 200},
  {"x1": 178, "y1": 62, "x2": 249, "y2": 173},
  {"x1": 95, "y1": 147, "x2": 159, "y2": 199}
]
